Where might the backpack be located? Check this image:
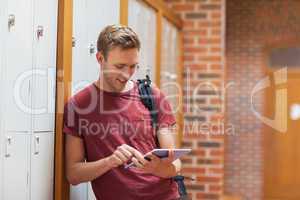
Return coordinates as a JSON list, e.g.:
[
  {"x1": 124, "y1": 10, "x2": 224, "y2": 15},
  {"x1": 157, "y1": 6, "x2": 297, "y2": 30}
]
[{"x1": 137, "y1": 75, "x2": 190, "y2": 200}]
